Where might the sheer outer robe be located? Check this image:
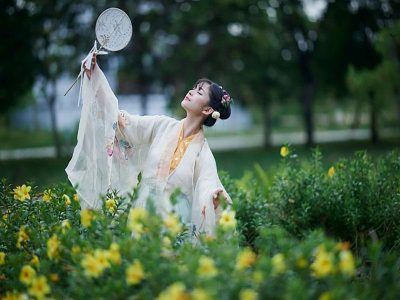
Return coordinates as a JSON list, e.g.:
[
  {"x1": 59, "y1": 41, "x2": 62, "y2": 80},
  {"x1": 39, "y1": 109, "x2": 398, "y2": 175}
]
[{"x1": 65, "y1": 65, "x2": 231, "y2": 237}]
